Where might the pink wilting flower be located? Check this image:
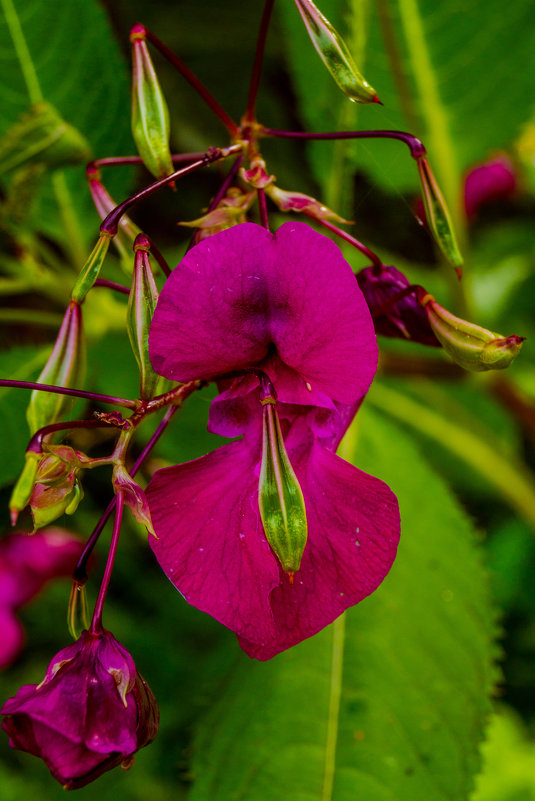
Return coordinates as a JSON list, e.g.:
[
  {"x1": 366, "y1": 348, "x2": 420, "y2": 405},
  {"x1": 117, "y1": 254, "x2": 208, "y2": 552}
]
[
  {"x1": 146, "y1": 222, "x2": 400, "y2": 660},
  {"x1": 1, "y1": 629, "x2": 159, "y2": 789},
  {"x1": 0, "y1": 528, "x2": 83, "y2": 670}
]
